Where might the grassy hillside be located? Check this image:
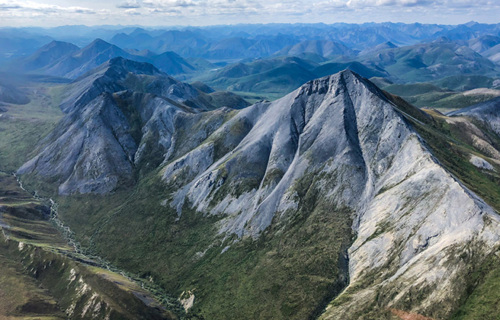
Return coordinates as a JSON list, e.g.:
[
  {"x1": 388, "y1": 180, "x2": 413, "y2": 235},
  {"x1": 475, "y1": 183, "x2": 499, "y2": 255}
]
[
  {"x1": 432, "y1": 75, "x2": 499, "y2": 91},
  {"x1": 191, "y1": 57, "x2": 389, "y2": 100},
  {"x1": 0, "y1": 84, "x2": 64, "y2": 172},
  {"x1": 0, "y1": 79, "x2": 181, "y2": 319},
  {"x1": 382, "y1": 81, "x2": 500, "y2": 111},
  {"x1": 360, "y1": 40, "x2": 499, "y2": 83}
]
